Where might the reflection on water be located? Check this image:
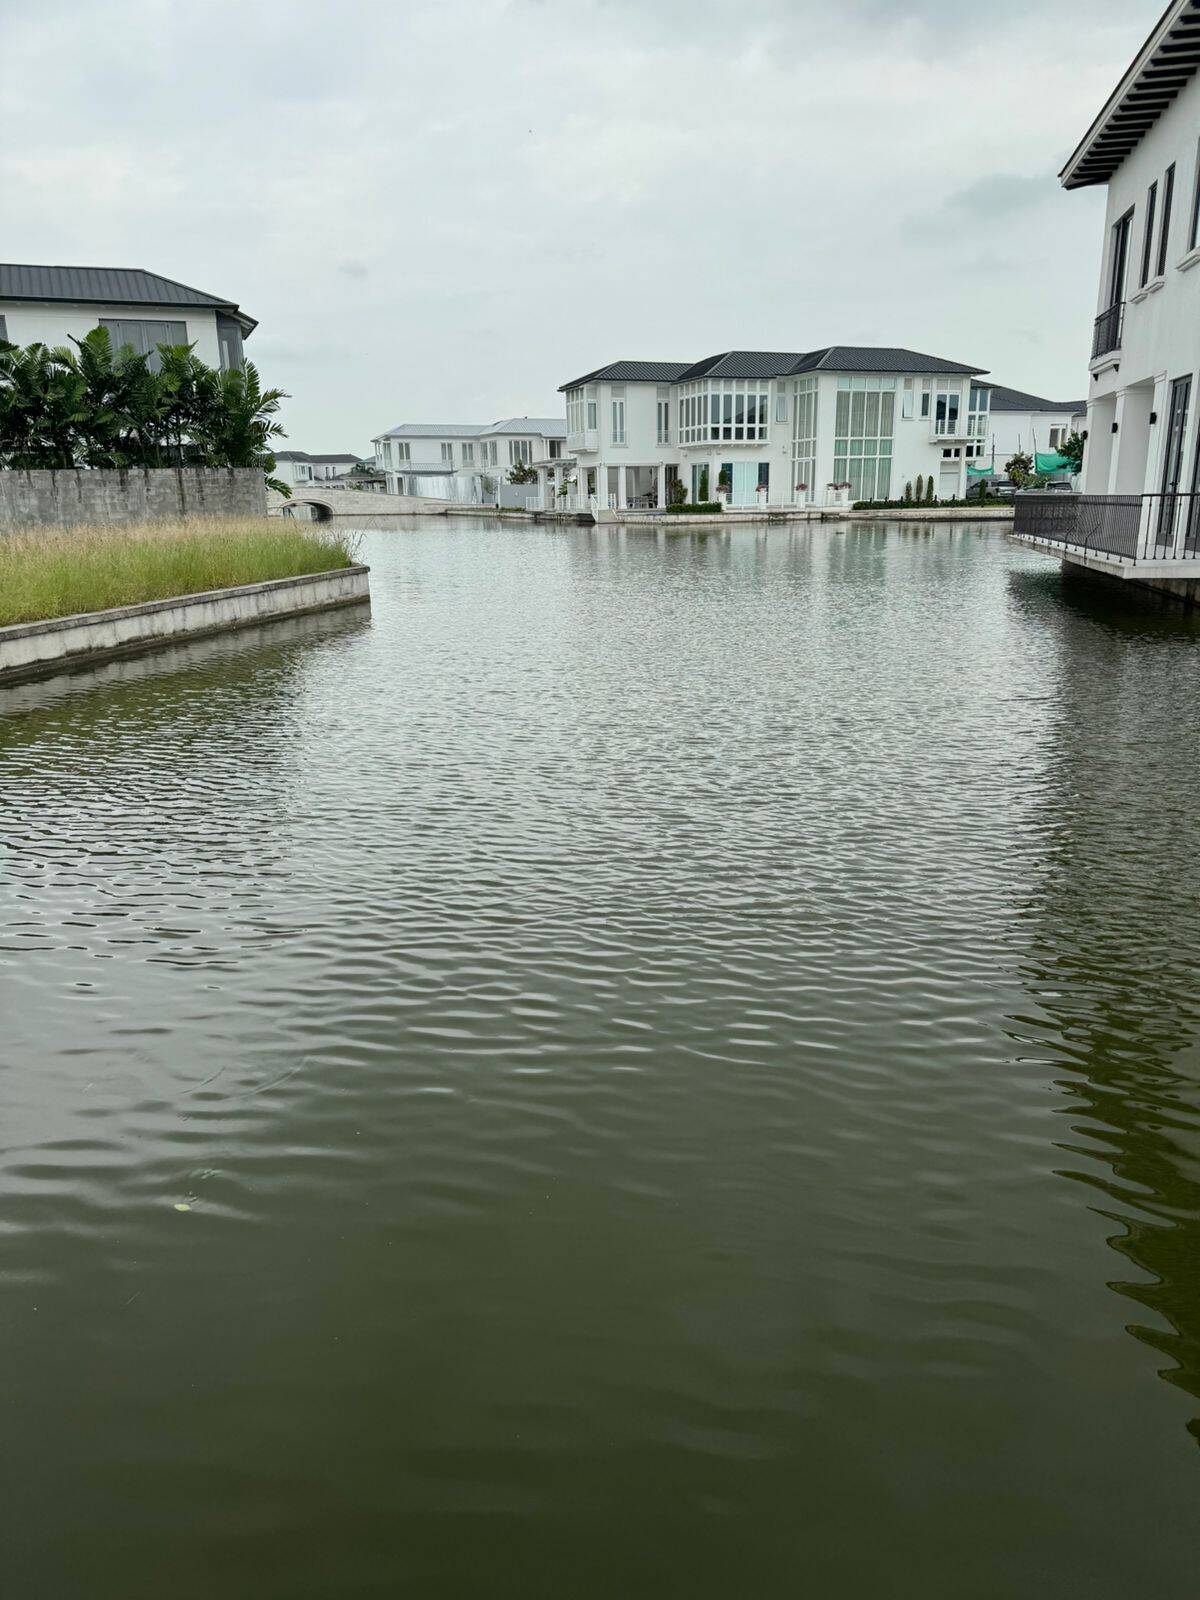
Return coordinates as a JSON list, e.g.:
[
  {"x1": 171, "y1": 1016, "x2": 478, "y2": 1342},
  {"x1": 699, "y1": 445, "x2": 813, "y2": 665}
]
[{"x1": 2, "y1": 519, "x2": 1200, "y2": 1598}]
